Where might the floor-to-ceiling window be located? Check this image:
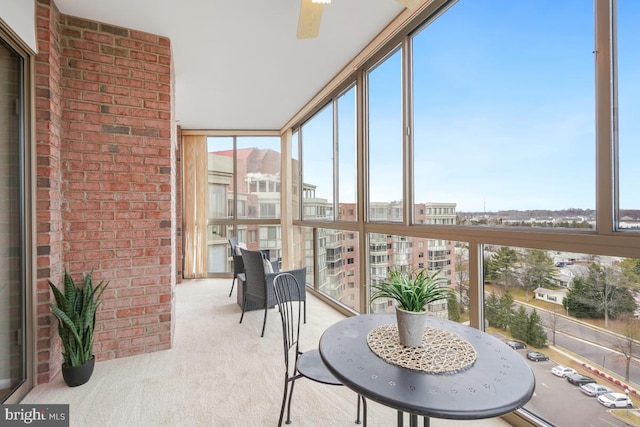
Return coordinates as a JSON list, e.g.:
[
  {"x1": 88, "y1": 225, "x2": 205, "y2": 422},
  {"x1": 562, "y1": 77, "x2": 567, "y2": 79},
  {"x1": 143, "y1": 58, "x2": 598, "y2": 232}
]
[
  {"x1": 293, "y1": 1, "x2": 640, "y2": 426},
  {"x1": 412, "y1": 0, "x2": 595, "y2": 227},
  {"x1": 367, "y1": 49, "x2": 403, "y2": 224},
  {"x1": 0, "y1": 34, "x2": 29, "y2": 403},
  {"x1": 203, "y1": 134, "x2": 282, "y2": 275},
  {"x1": 616, "y1": 0, "x2": 640, "y2": 230}
]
